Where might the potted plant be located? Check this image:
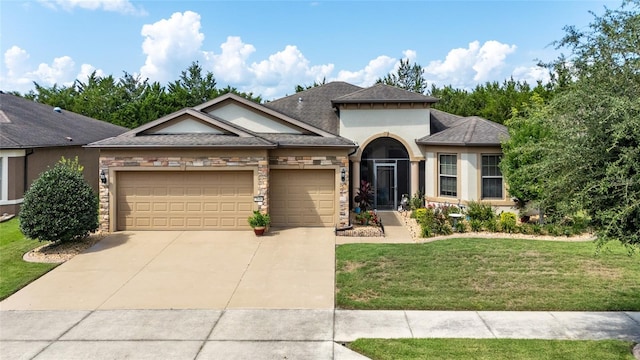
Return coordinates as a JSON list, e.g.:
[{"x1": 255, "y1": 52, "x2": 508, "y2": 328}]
[{"x1": 247, "y1": 210, "x2": 271, "y2": 236}]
